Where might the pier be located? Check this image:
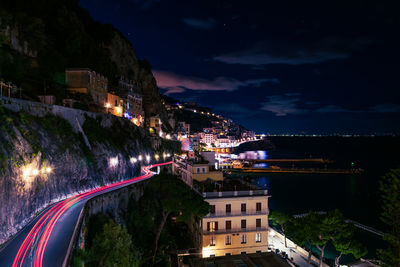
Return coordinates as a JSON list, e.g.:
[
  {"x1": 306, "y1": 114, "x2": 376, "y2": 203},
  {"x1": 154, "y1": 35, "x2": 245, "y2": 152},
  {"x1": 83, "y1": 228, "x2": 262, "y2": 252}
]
[
  {"x1": 230, "y1": 167, "x2": 362, "y2": 174},
  {"x1": 293, "y1": 212, "x2": 384, "y2": 237},
  {"x1": 245, "y1": 158, "x2": 334, "y2": 164}
]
